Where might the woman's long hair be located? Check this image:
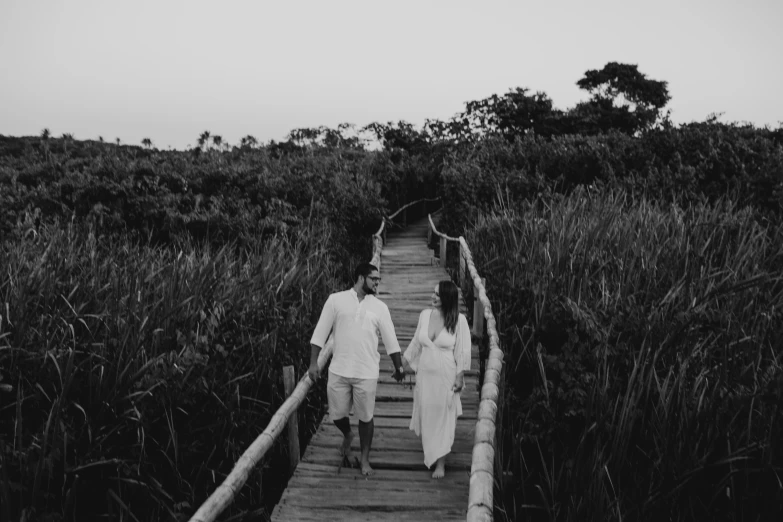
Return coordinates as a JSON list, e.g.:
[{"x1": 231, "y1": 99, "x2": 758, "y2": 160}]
[{"x1": 439, "y1": 280, "x2": 459, "y2": 334}]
